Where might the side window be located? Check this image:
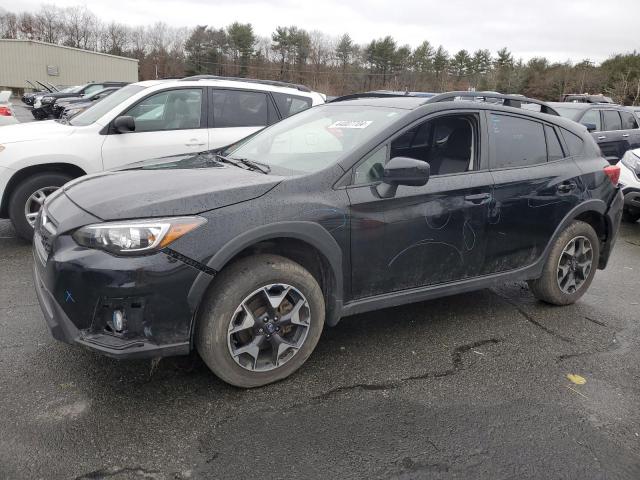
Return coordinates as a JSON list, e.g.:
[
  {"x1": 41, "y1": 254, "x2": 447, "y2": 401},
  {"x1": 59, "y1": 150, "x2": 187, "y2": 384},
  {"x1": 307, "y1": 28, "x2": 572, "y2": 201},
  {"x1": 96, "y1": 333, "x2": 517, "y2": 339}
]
[
  {"x1": 125, "y1": 89, "x2": 203, "y2": 132},
  {"x1": 560, "y1": 129, "x2": 585, "y2": 157},
  {"x1": 602, "y1": 110, "x2": 622, "y2": 131},
  {"x1": 212, "y1": 90, "x2": 269, "y2": 127},
  {"x1": 490, "y1": 114, "x2": 547, "y2": 168},
  {"x1": 354, "y1": 146, "x2": 388, "y2": 184},
  {"x1": 83, "y1": 84, "x2": 104, "y2": 95},
  {"x1": 580, "y1": 109, "x2": 601, "y2": 131},
  {"x1": 545, "y1": 125, "x2": 565, "y2": 161},
  {"x1": 393, "y1": 115, "x2": 475, "y2": 176},
  {"x1": 620, "y1": 111, "x2": 639, "y2": 130},
  {"x1": 272, "y1": 92, "x2": 312, "y2": 118}
]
